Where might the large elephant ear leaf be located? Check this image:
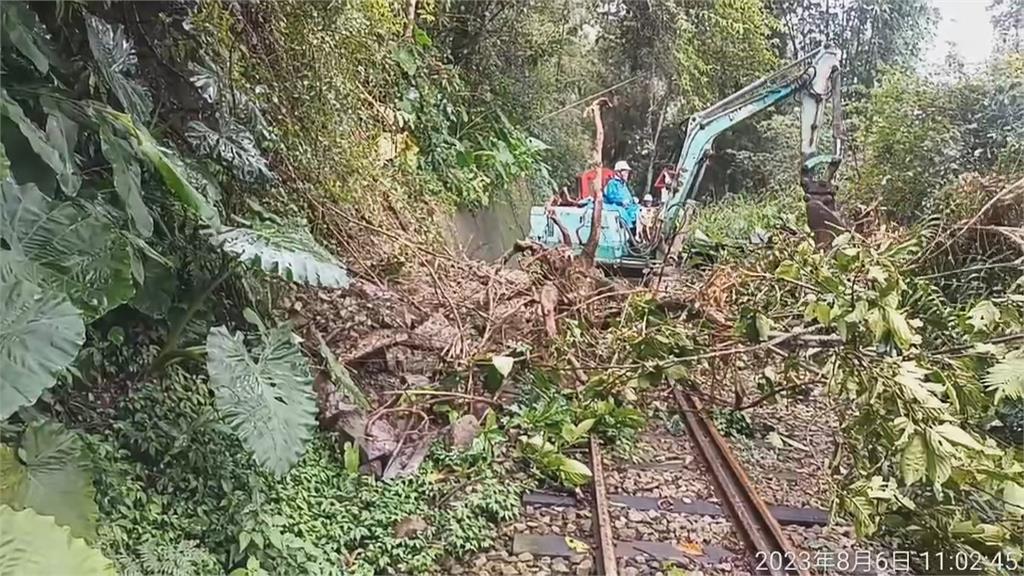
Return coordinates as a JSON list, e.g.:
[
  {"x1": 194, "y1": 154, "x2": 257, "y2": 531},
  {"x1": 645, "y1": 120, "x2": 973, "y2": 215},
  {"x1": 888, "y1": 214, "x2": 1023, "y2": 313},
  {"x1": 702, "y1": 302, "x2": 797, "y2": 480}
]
[
  {"x1": 44, "y1": 109, "x2": 81, "y2": 196},
  {"x1": 0, "y1": 506, "x2": 113, "y2": 576},
  {"x1": 0, "y1": 271, "x2": 84, "y2": 419},
  {"x1": 100, "y1": 128, "x2": 152, "y2": 237},
  {"x1": 210, "y1": 221, "x2": 350, "y2": 288},
  {"x1": 0, "y1": 1, "x2": 57, "y2": 75},
  {"x1": 0, "y1": 420, "x2": 97, "y2": 539},
  {"x1": 84, "y1": 14, "x2": 152, "y2": 124},
  {"x1": 1, "y1": 180, "x2": 135, "y2": 319},
  {"x1": 134, "y1": 127, "x2": 221, "y2": 227},
  {"x1": 185, "y1": 120, "x2": 274, "y2": 187},
  {"x1": 206, "y1": 325, "x2": 317, "y2": 475},
  {"x1": 0, "y1": 89, "x2": 79, "y2": 195}
]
